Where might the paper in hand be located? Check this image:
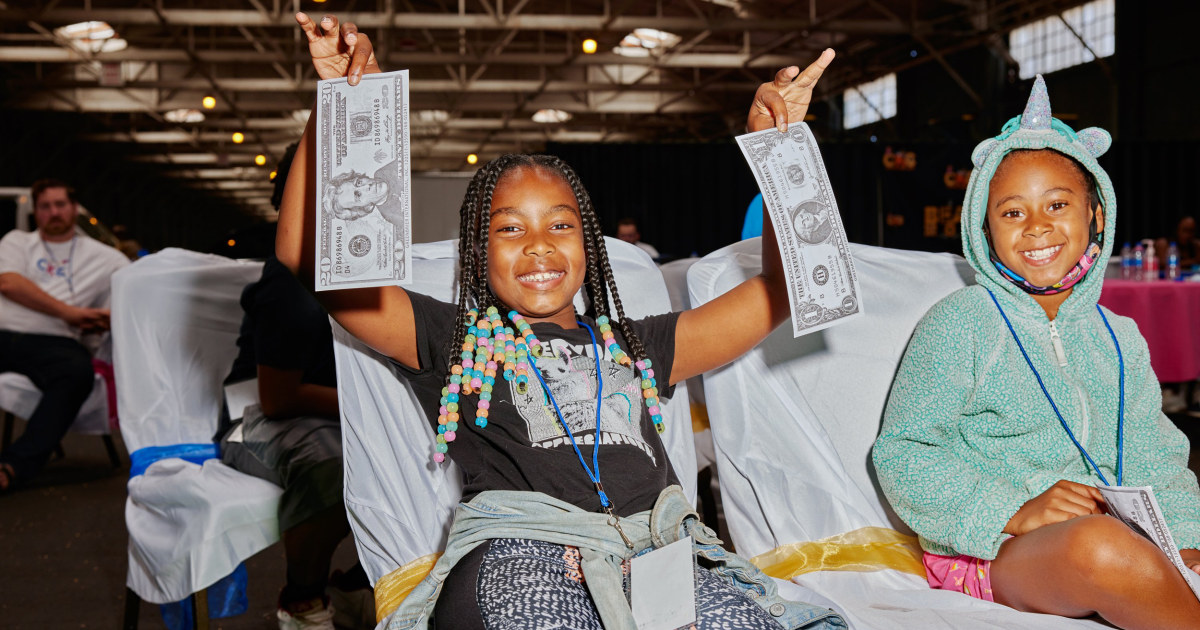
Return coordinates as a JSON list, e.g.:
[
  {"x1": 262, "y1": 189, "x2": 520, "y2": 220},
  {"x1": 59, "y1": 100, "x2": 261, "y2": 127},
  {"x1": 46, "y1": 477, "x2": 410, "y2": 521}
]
[
  {"x1": 735, "y1": 124, "x2": 863, "y2": 337},
  {"x1": 314, "y1": 70, "x2": 412, "y2": 291}
]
